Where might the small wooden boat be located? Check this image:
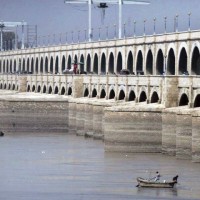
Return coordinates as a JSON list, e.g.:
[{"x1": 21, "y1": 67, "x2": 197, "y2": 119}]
[{"x1": 136, "y1": 175, "x2": 178, "y2": 188}]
